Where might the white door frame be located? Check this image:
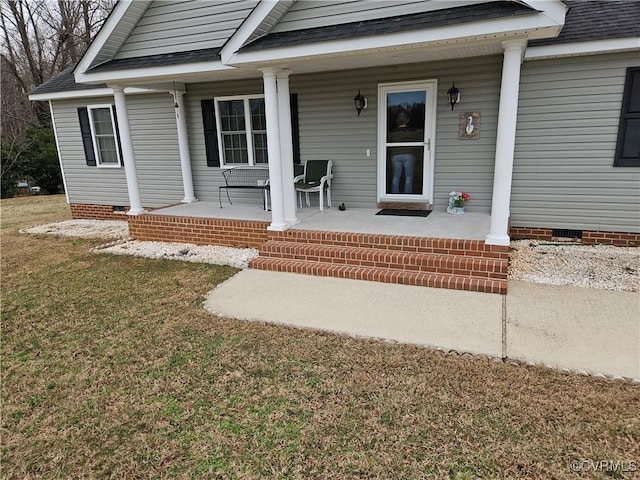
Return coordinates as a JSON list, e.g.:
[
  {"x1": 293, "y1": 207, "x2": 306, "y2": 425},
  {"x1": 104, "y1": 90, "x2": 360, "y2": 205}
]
[{"x1": 377, "y1": 80, "x2": 437, "y2": 204}]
